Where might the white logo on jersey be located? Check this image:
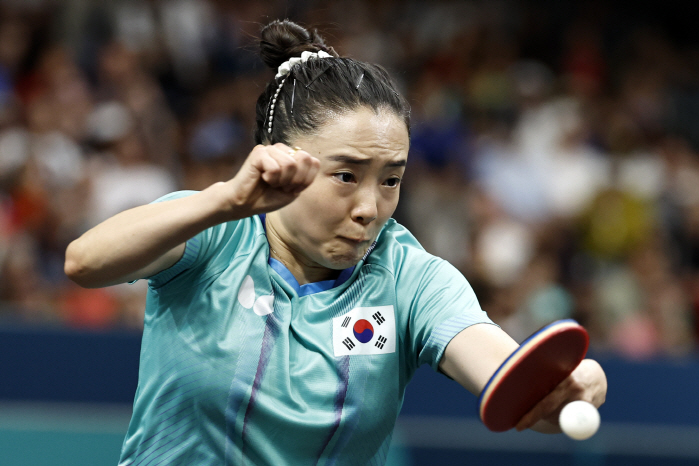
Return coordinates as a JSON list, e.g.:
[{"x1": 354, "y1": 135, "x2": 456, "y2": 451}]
[
  {"x1": 237, "y1": 274, "x2": 274, "y2": 316},
  {"x1": 238, "y1": 275, "x2": 256, "y2": 308},
  {"x1": 253, "y1": 294, "x2": 274, "y2": 316},
  {"x1": 333, "y1": 305, "x2": 395, "y2": 356}
]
